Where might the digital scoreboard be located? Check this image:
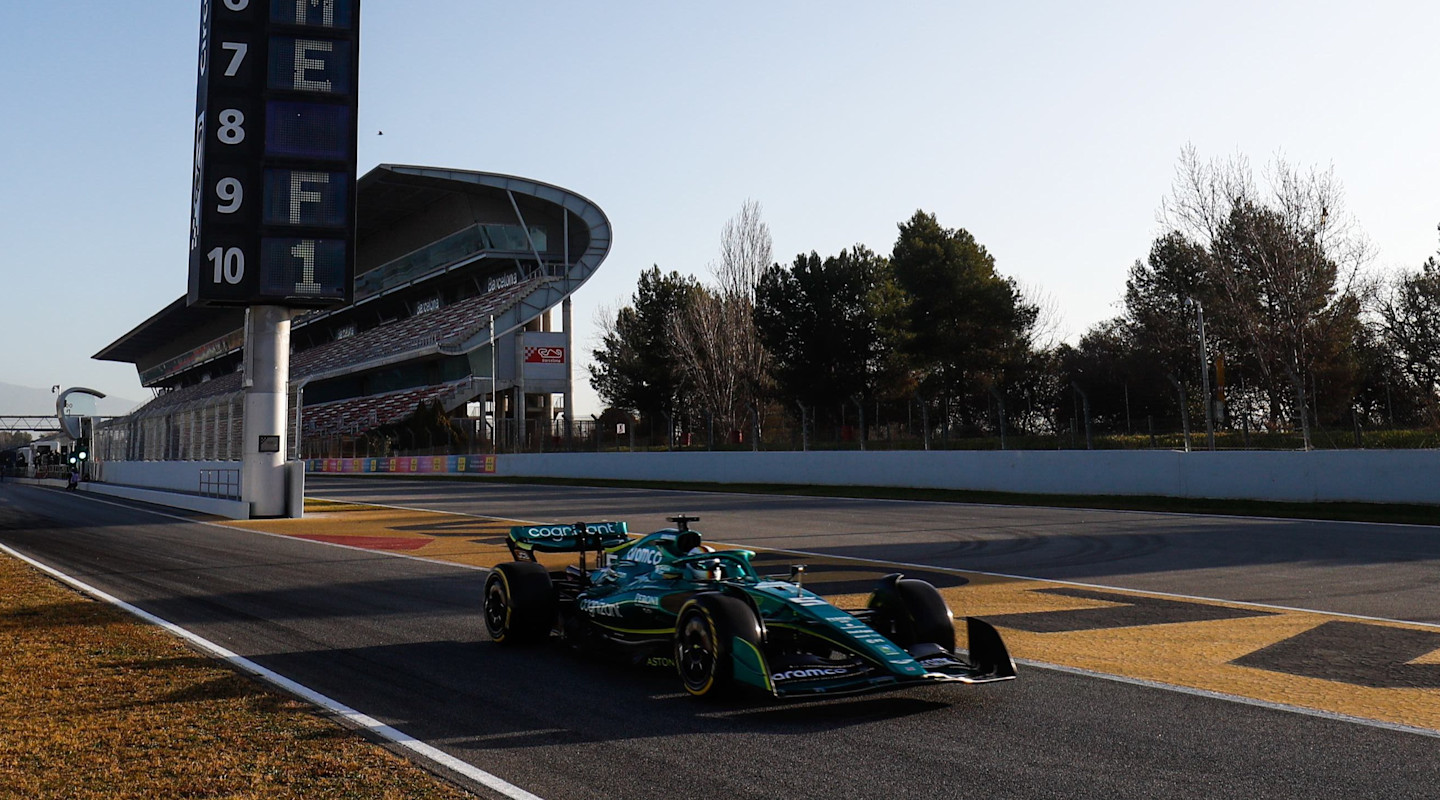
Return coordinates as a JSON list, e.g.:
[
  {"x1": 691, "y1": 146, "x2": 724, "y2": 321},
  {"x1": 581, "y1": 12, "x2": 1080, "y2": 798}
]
[{"x1": 187, "y1": 0, "x2": 360, "y2": 308}]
